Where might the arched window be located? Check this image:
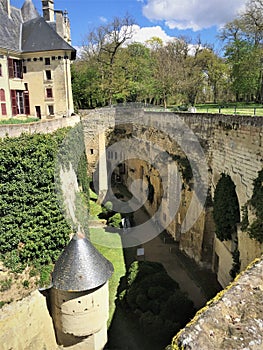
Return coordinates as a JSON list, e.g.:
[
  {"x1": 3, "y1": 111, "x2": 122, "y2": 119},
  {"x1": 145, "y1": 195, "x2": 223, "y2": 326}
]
[{"x1": 0, "y1": 89, "x2": 5, "y2": 101}]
